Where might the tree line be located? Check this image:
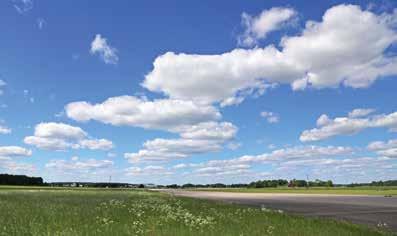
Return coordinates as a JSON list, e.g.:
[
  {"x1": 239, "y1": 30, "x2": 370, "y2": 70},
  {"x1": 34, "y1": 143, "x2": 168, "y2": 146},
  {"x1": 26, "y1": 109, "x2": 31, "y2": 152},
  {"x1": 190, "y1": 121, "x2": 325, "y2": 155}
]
[
  {"x1": 347, "y1": 180, "x2": 397, "y2": 187},
  {"x1": 161, "y1": 179, "x2": 334, "y2": 189},
  {"x1": 0, "y1": 174, "x2": 43, "y2": 186}
]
